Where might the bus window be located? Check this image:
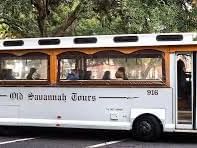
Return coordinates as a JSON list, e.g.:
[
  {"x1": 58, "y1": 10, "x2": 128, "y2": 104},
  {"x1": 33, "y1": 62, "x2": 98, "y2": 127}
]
[
  {"x1": 59, "y1": 59, "x2": 77, "y2": 80},
  {"x1": 58, "y1": 51, "x2": 88, "y2": 80},
  {"x1": 87, "y1": 50, "x2": 164, "y2": 81},
  {"x1": 59, "y1": 50, "x2": 165, "y2": 82},
  {"x1": 86, "y1": 50, "x2": 124, "y2": 80},
  {"x1": 0, "y1": 53, "x2": 48, "y2": 81},
  {"x1": 127, "y1": 50, "x2": 164, "y2": 80}
]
